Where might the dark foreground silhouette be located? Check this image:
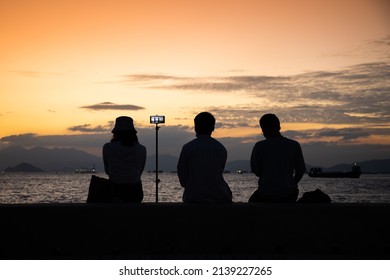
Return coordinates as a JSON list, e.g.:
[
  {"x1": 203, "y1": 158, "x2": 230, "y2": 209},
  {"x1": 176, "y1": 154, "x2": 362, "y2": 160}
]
[{"x1": 1, "y1": 202, "x2": 389, "y2": 260}]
